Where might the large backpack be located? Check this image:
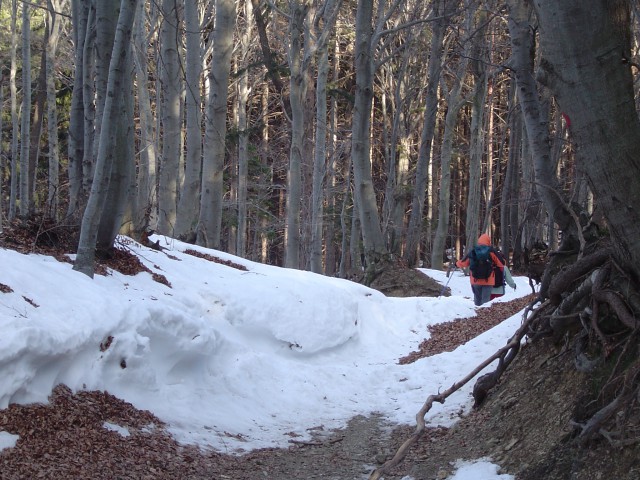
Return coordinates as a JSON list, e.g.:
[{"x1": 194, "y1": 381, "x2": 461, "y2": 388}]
[
  {"x1": 469, "y1": 245, "x2": 494, "y2": 280},
  {"x1": 493, "y1": 250, "x2": 506, "y2": 287}
]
